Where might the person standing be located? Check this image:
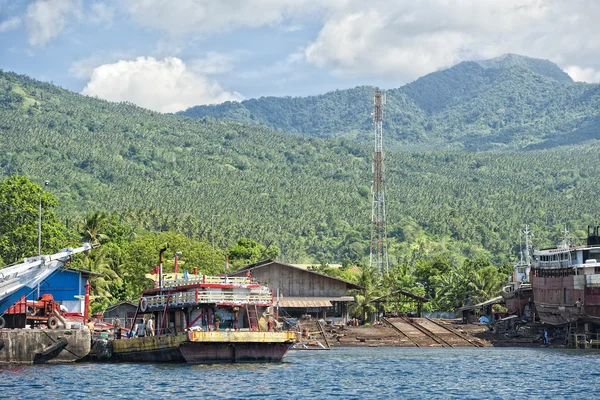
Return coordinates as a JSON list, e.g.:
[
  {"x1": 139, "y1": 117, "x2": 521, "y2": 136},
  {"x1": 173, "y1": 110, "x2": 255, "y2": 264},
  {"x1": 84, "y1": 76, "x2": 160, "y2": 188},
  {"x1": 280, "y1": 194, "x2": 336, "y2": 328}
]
[
  {"x1": 543, "y1": 329, "x2": 549, "y2": 345},
  {"x1": 146, "y1": 316, "x2": 154, "y2": 337},
  {"x1": 86, "y1": 318, "x2": 95, "y2": 332},
  {"x1": 113, "y1": 314, "x2": 122, "y2": 340},
  {"x1": 136, "y1": 319, "x2": 146, "y2": 338}
]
